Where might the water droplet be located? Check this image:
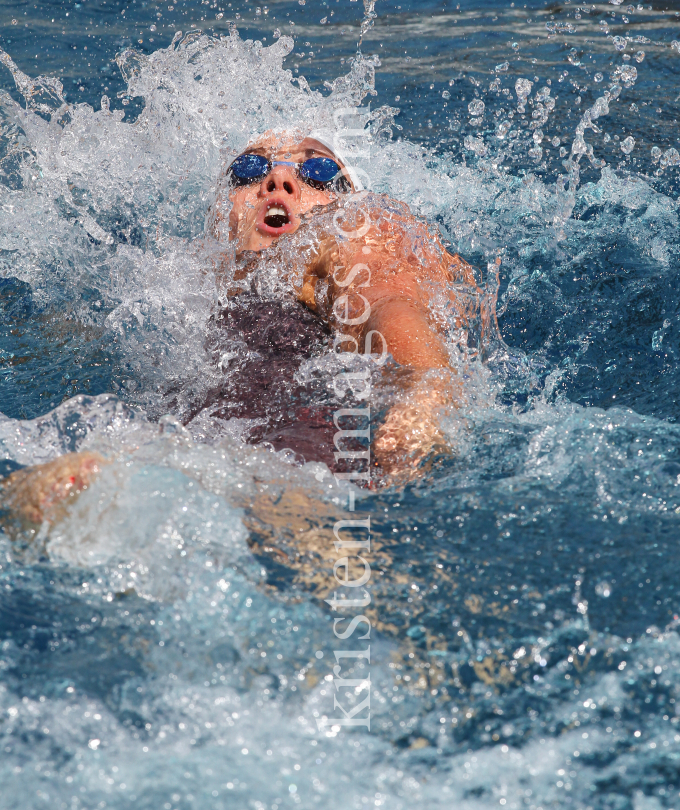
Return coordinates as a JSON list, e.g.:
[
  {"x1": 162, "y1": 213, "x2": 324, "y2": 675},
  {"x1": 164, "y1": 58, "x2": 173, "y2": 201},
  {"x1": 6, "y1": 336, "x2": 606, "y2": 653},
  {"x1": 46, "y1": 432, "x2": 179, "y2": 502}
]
[
  {"x1": 594, "y1": 72, "x2": 603, "y2": 82},
  {"x1": 595, "y1": 582, "x2": 612, "y2": 598},
  {"x1": 515, "y1": 78, "x2": 533, "y2": 108},
  {"x1": 612, "y1": 64, "x2": 637, "y2": 87},
  {"x1": 568, "y1": 48, "x2": 580, "y2": 65},
  {"x1": 464, "y1": 135, "x2": 487, "y2": 157},
  {"x1": 660, "y1": 147, "x2": 680, "y2": 168},
  {"x1": 468, "y1": 99, "x2": 485, "y2": 116}
]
